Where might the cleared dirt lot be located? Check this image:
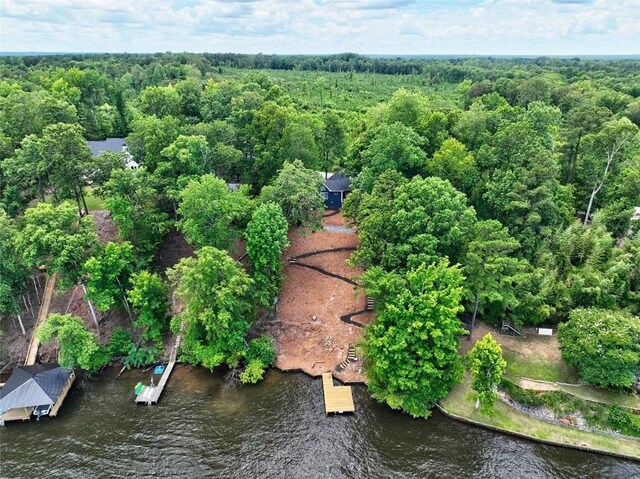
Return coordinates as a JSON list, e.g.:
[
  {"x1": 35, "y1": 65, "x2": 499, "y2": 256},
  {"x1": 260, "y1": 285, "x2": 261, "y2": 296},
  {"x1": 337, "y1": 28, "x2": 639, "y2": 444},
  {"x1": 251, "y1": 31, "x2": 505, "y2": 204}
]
[{"x1": 266, "y1": 212, "x2": 370, "y2": 383}]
